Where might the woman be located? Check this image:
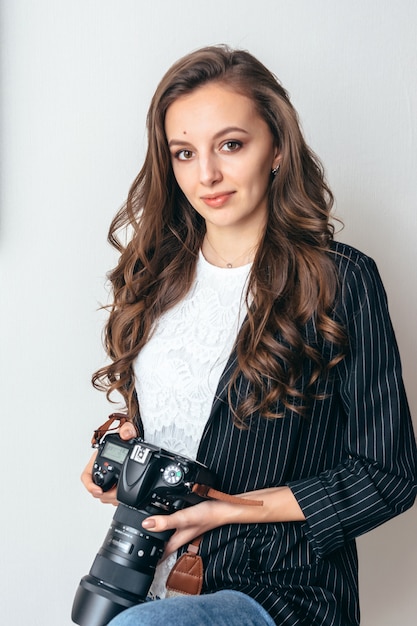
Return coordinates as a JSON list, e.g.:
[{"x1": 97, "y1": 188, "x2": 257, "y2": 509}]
[{"x1": 81, "y1": 45, "x2": 417, "y2": 625}]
